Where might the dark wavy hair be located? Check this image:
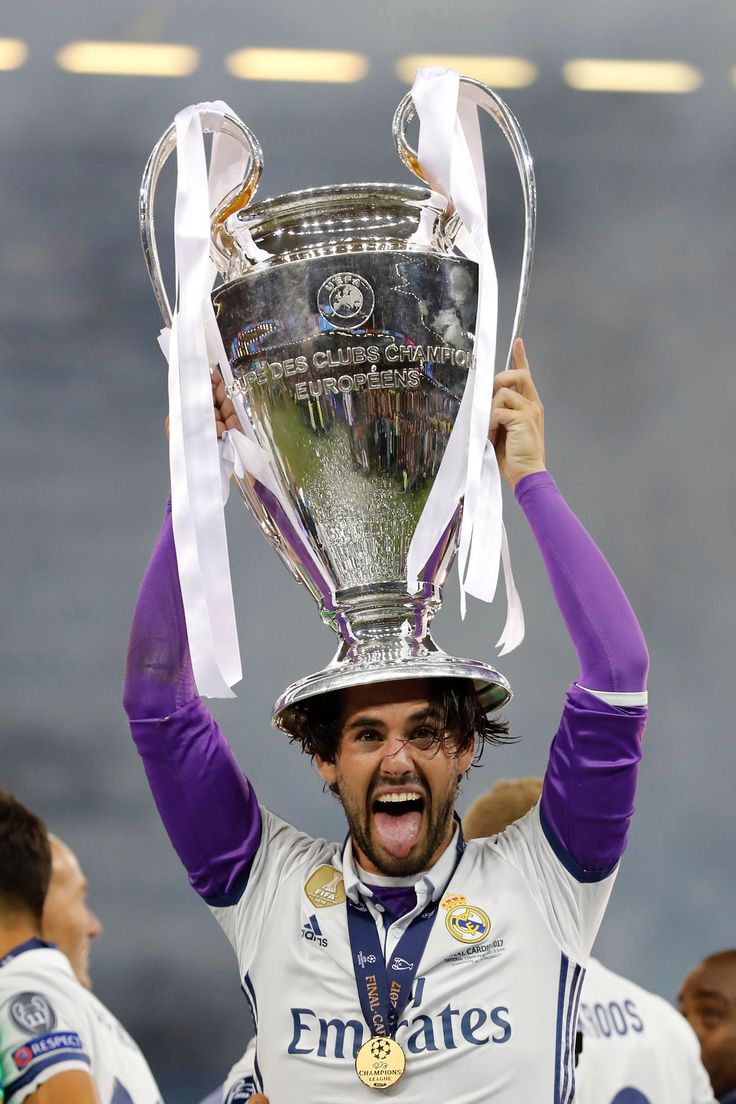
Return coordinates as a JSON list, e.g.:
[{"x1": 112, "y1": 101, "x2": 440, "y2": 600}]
[
  {"x1": 0, "y1": 790, "x2": 52, "y2": 926},
  {"x1": 288, "y1": 677, "x2": 513, "y2": 765}
]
